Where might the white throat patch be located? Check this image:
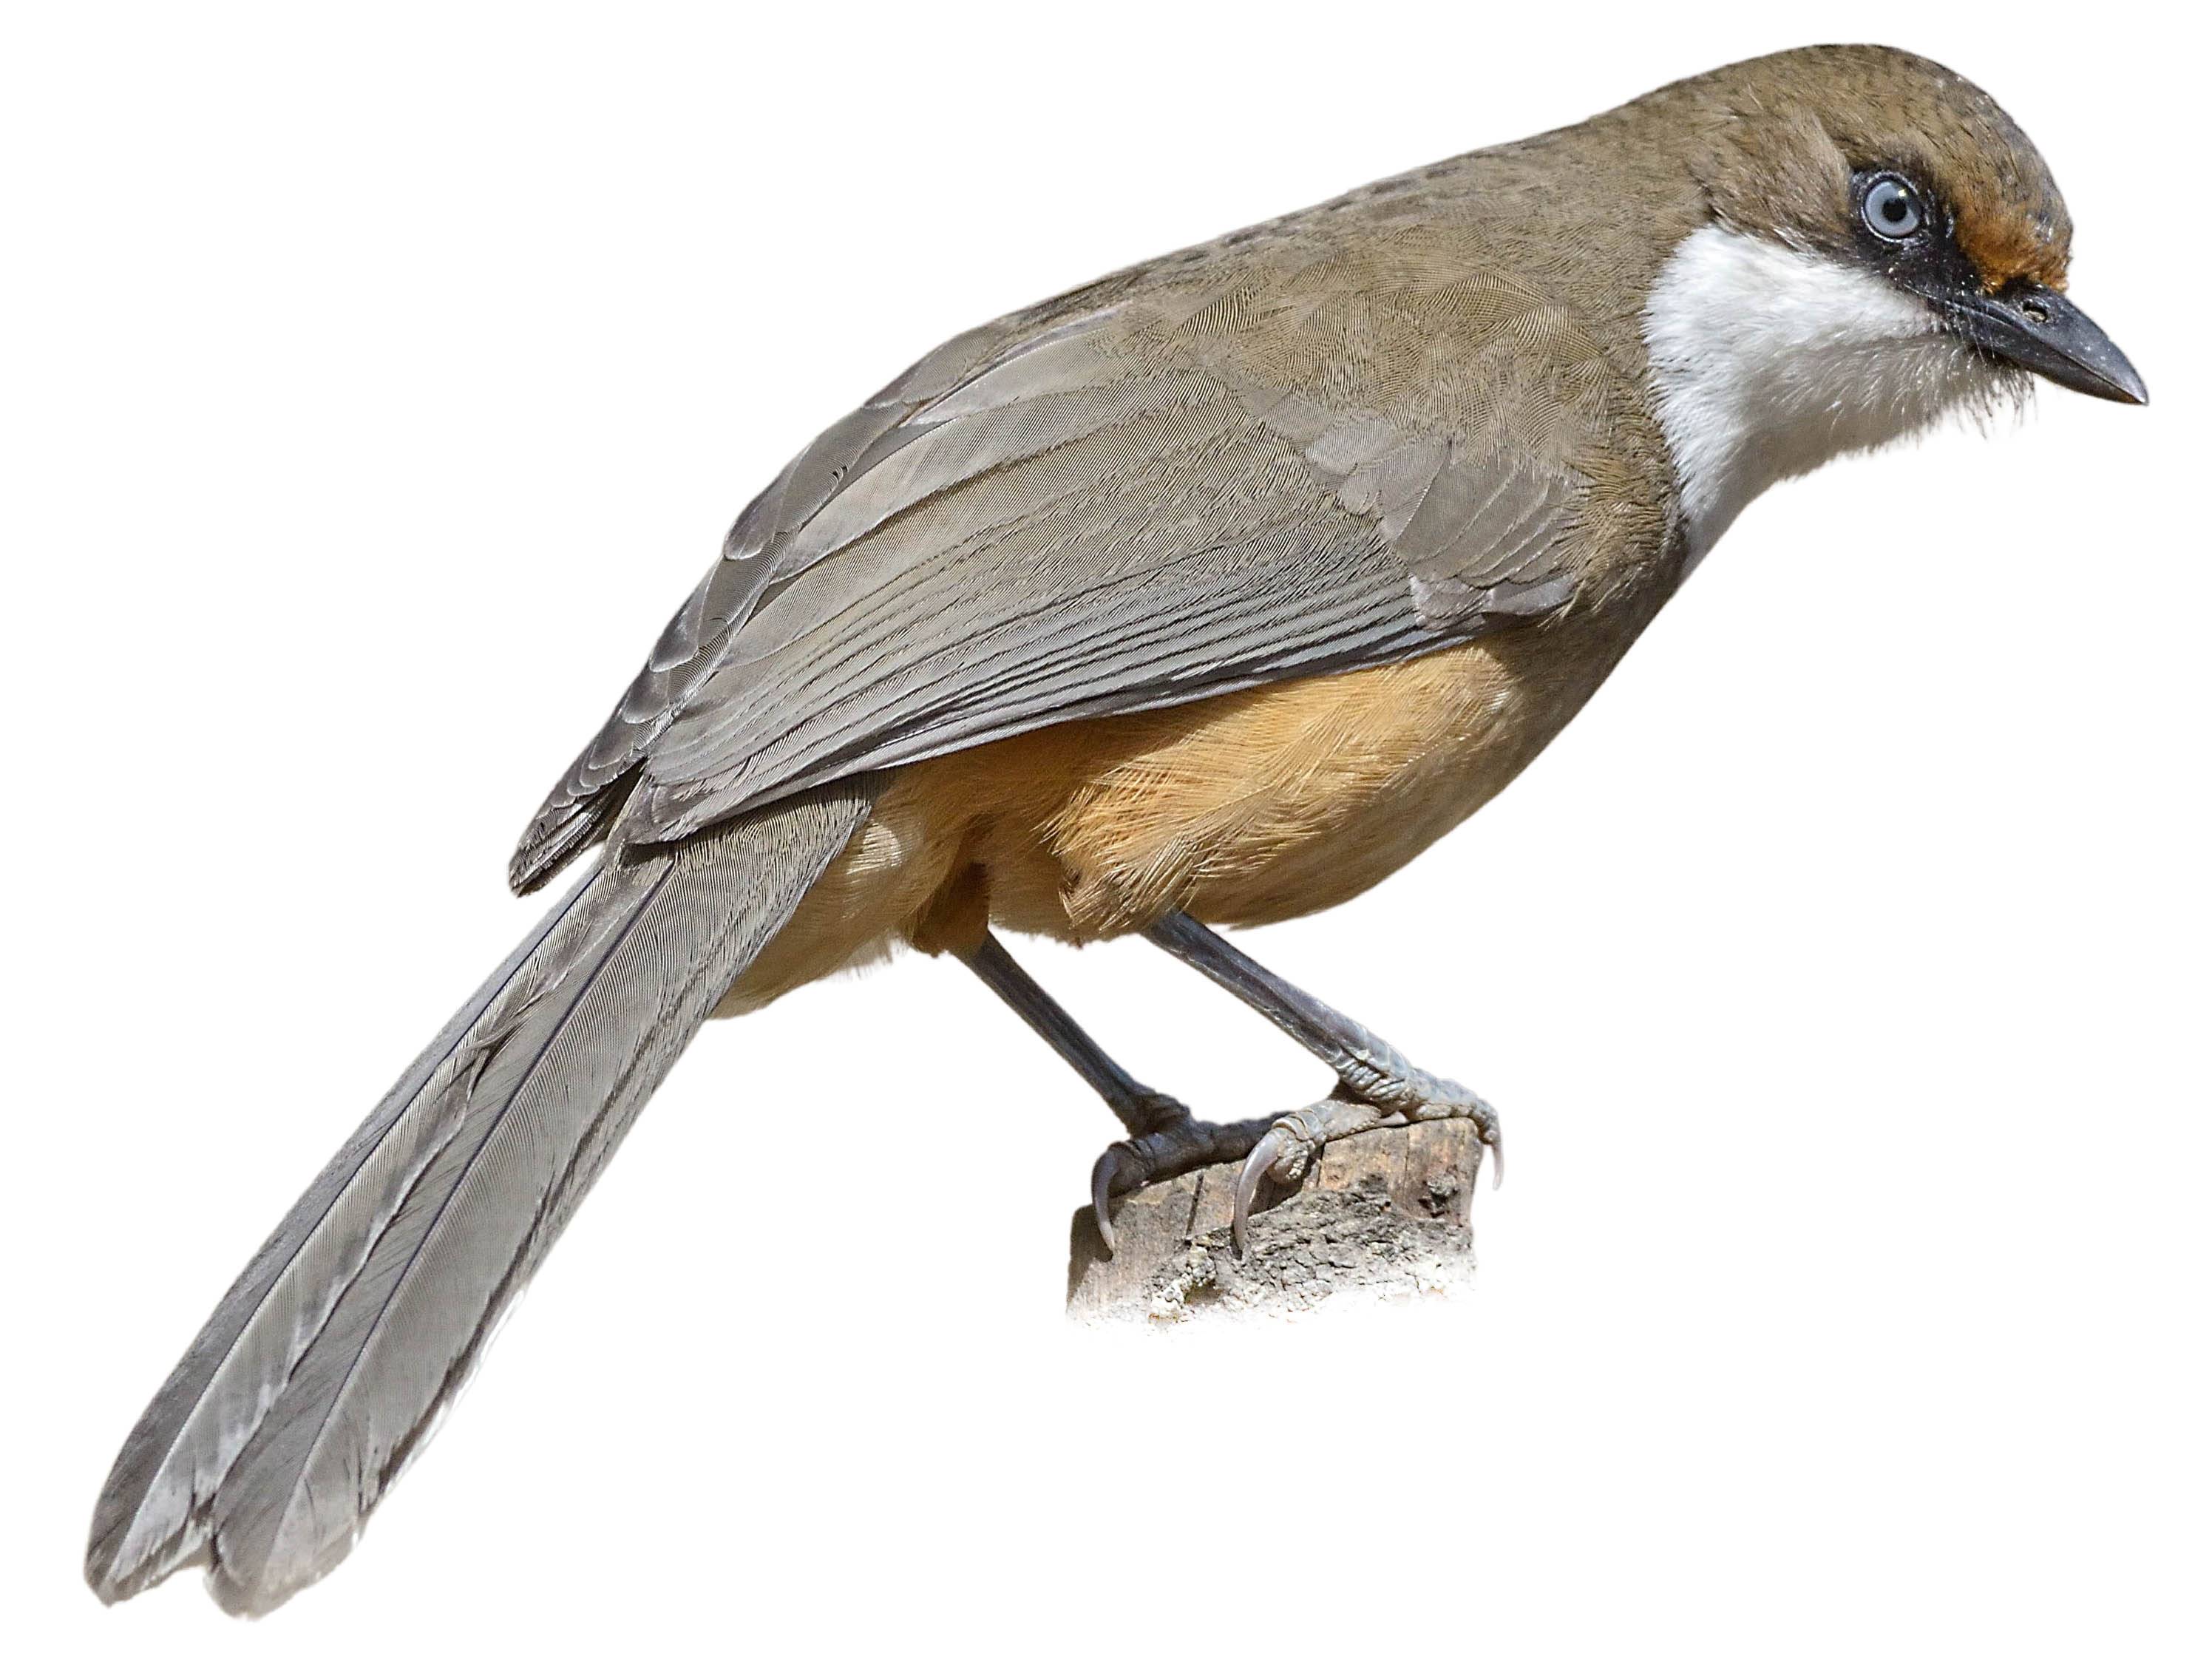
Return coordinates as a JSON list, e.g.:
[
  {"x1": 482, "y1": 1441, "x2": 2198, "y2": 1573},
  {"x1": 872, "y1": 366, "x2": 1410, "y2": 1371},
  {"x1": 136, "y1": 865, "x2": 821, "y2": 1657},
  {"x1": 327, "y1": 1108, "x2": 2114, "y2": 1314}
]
[{"x1": 1642, "y1": 223, "x2": 2023, "y2": 569}]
